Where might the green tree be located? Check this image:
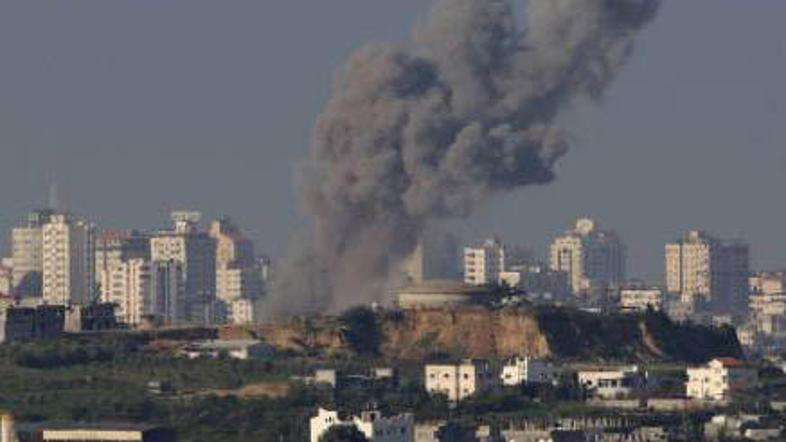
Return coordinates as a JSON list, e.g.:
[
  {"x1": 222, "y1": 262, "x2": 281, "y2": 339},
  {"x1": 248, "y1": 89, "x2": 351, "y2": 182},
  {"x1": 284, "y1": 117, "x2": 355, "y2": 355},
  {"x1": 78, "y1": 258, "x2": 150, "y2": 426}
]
[
  {"x1": 339, "y1": 306, "x2": 381, "y2": 356},
  {"x1": 320, "y1": 425, "x2": 369, "y2": 442}
]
